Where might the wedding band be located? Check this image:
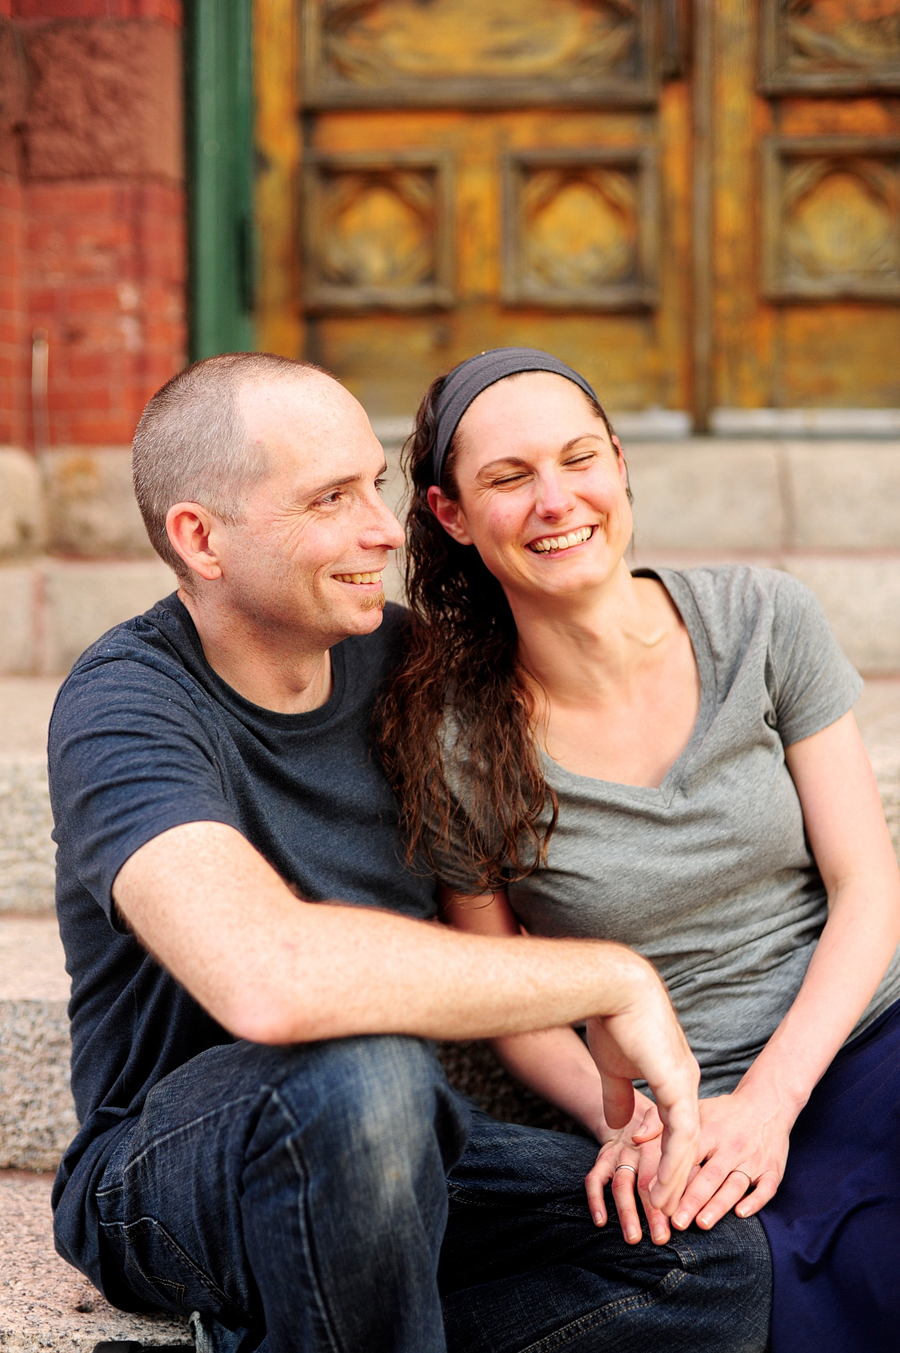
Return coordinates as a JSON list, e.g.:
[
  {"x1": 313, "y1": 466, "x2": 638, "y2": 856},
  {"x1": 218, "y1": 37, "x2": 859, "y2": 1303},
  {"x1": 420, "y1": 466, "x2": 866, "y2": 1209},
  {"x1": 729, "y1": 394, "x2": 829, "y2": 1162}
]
[
  {"x1": 614, "y1": 1163, "x2": 638, "y2": 1176},
  {"x1": 731, "y1": 1169, "x2": 753, "y2": 1185}
]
